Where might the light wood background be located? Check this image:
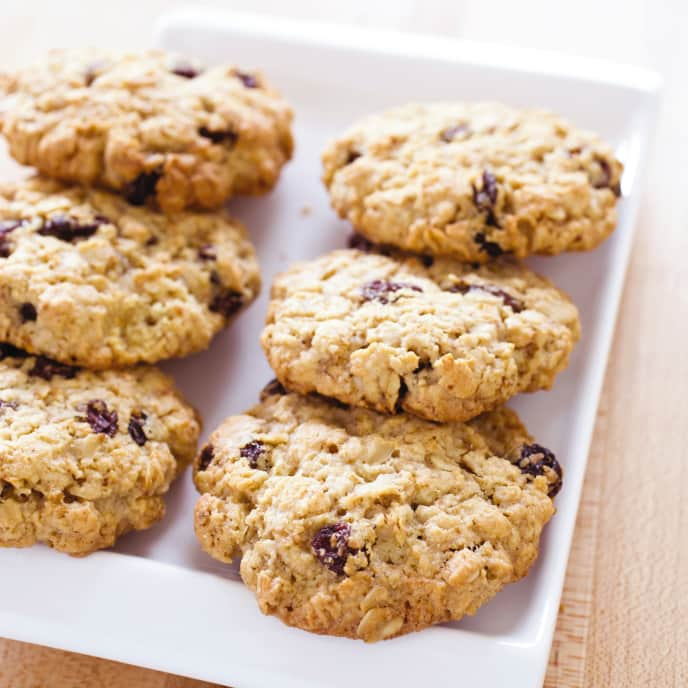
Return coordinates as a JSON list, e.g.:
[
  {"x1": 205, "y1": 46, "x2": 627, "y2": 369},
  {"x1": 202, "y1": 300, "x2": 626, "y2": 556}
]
[{"x1": 0, "y1": 1, "x2": 686, "y2": 686}]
